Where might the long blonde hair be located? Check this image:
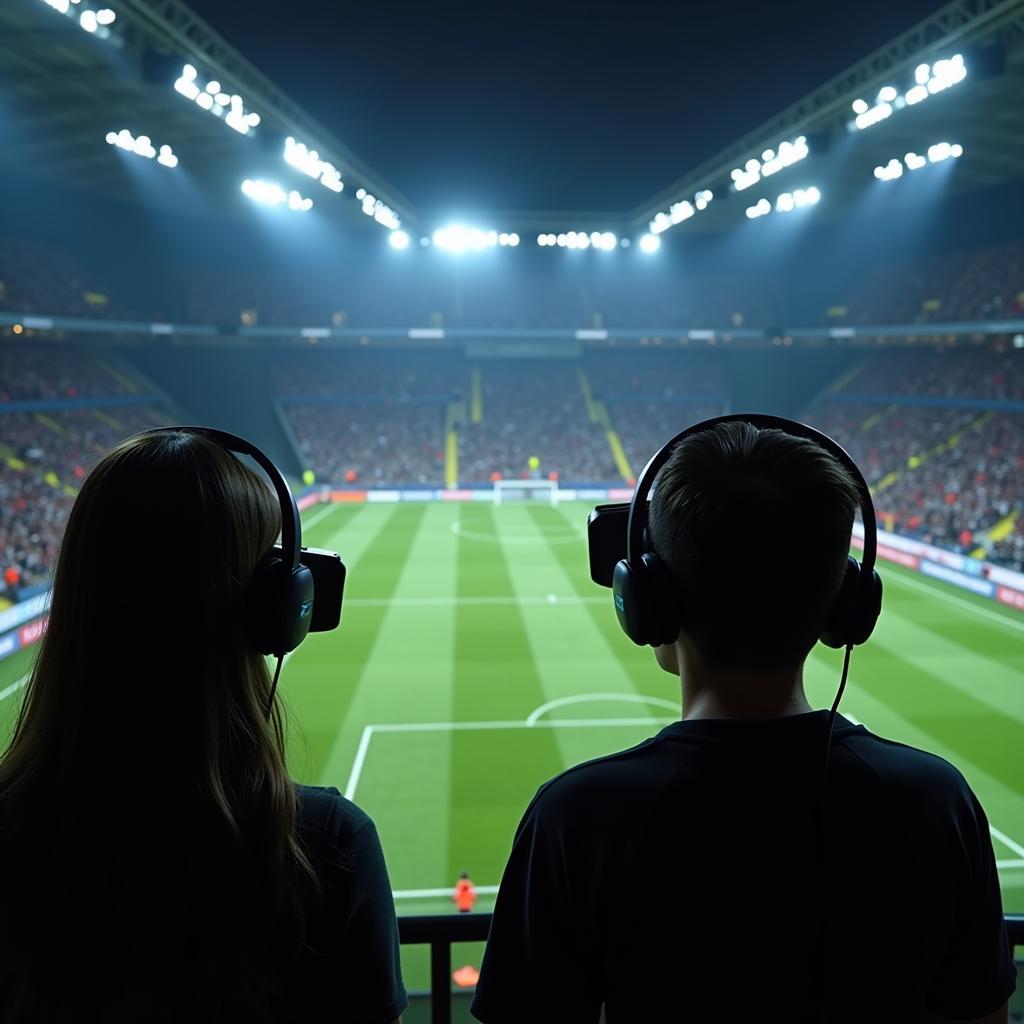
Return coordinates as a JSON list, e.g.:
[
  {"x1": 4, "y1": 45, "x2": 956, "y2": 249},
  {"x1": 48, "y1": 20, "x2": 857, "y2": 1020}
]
[{"x1": 0, "y1": 430, "x2": 315, "y2": 1022}]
